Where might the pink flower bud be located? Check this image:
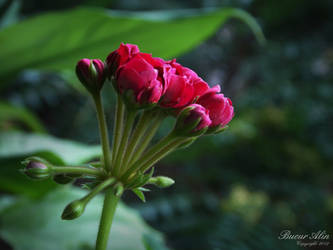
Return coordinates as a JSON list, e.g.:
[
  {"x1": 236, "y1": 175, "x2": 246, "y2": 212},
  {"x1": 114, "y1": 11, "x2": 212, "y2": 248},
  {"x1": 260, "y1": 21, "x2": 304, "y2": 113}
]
[
  {"x1": 22, "y1": 157, "x2": 52, "y2": 180},
  {"x1": 160, "y1": 60, "x2": 209, "y2": 109},
  {"x1": 76, "y1": 59, "x2": 106, "y2": 94},
  {"x1": 196, "y1": 85, "x2": 234, "y2": 129},
  {"x1": 115, "y1": 53, "x2": 164, "y2": 107},
  {"x1": 174, "y1": 104, "x2": 211, "y2": 136},
  {"x1": 106, "y1": 43, "x2": 140, "y2": 77}
]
